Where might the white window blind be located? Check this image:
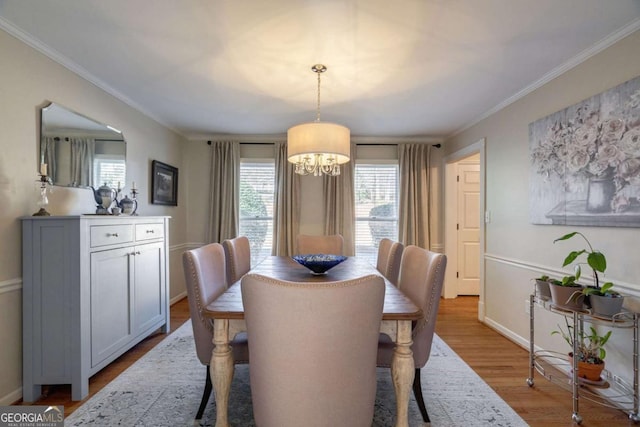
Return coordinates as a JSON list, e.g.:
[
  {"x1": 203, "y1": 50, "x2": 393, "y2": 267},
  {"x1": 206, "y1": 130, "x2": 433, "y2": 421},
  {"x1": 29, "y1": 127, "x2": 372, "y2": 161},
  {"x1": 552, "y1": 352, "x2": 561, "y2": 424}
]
[
  {"x1": 93, "y1": 156, "x2": 125, "y2": 189},
  {"x1": 239, "y1": 161, "x2": 275, "y2": 266},
  {"x1": 354, "y1": 164, "x2": 399, "y2": 264}
]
